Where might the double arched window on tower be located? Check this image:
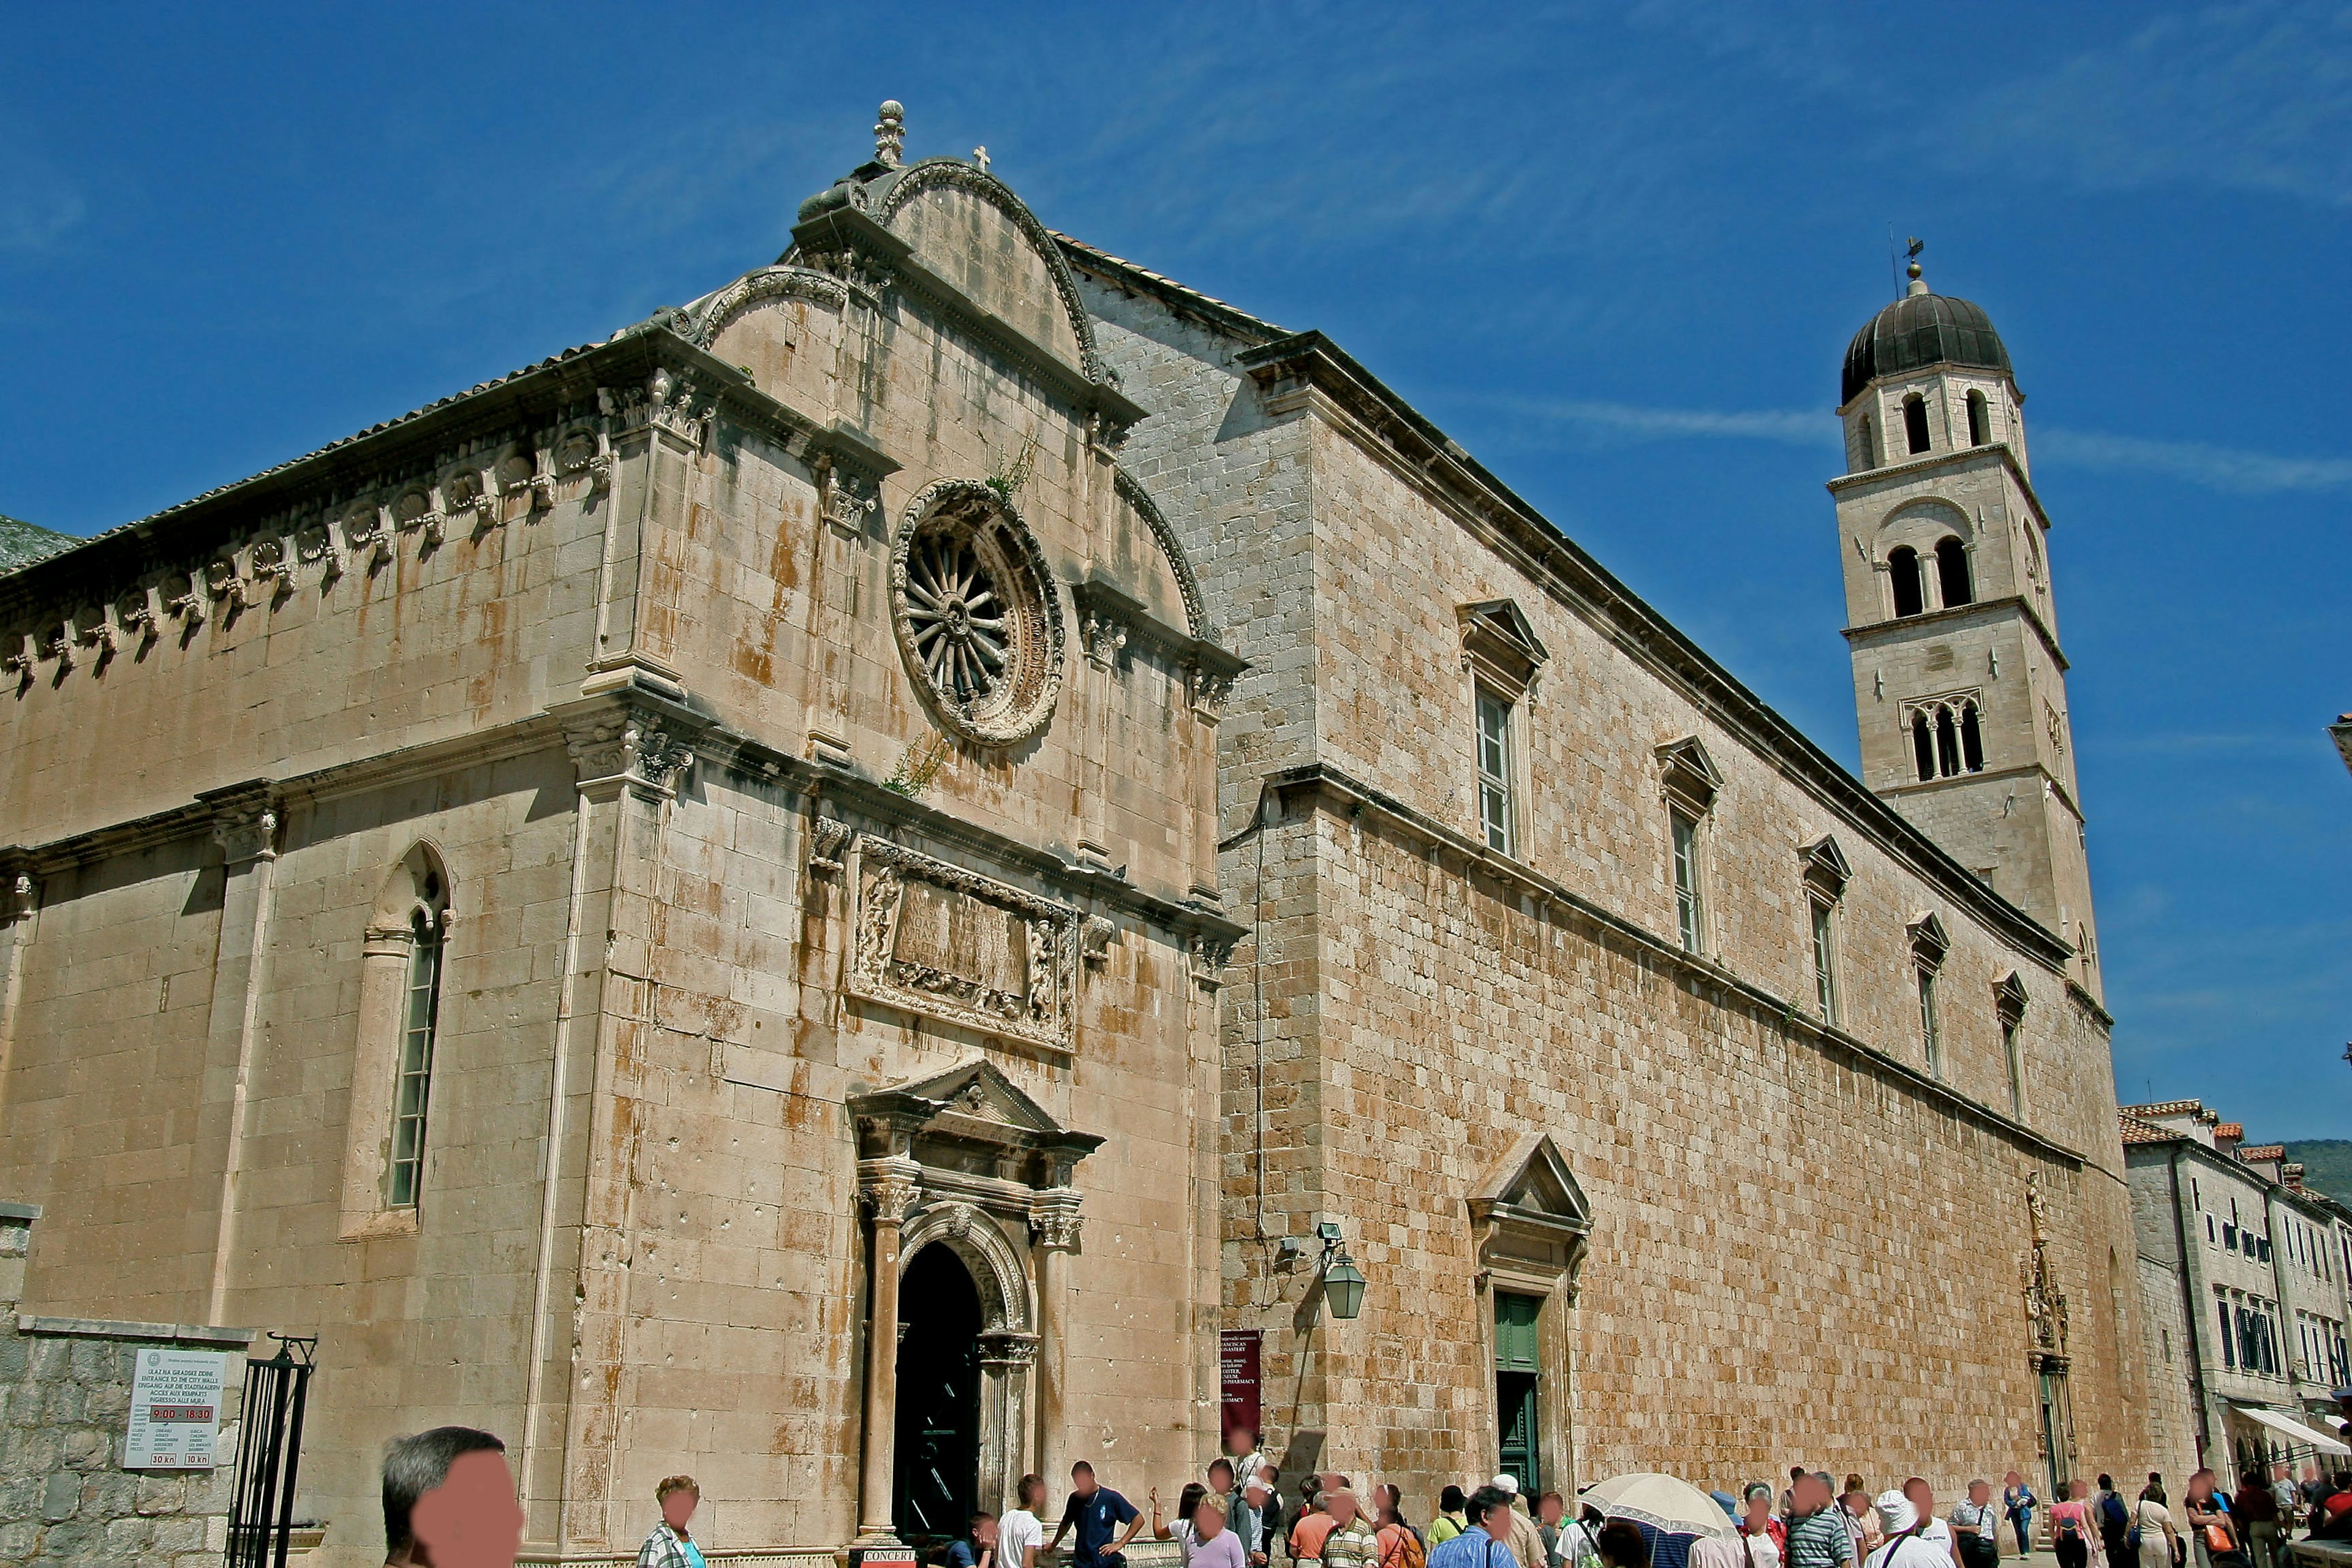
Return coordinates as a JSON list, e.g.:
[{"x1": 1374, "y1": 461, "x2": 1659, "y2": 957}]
[
  {"x1": 1887, "y1": 537, "x2": 1973, "y2": 618},
  {"x1": 1908, "y1": 695, "x2": 1986, "y2": 782}
]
